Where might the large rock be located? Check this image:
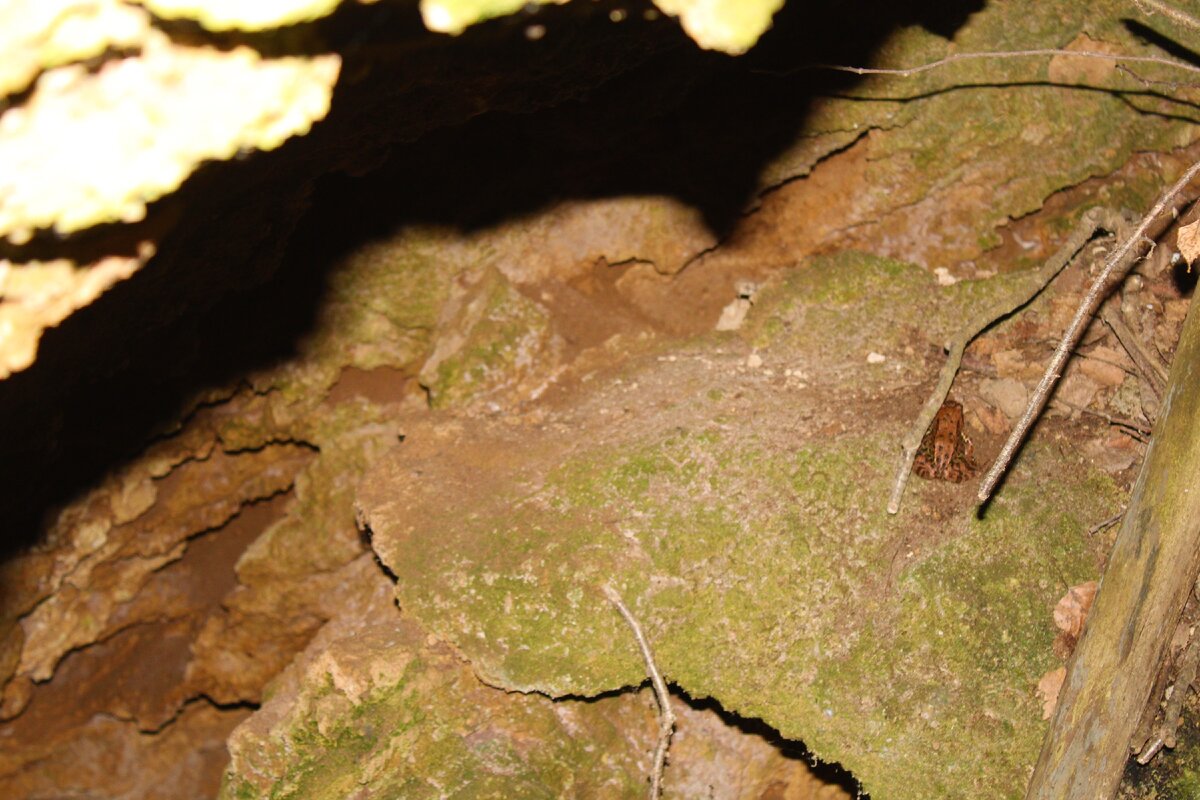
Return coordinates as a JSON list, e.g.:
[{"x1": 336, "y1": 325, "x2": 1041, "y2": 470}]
[{"x1": 356, "y1": 254, "x2": 1121, "y2": 799}]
